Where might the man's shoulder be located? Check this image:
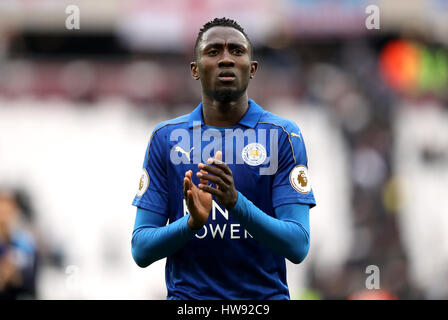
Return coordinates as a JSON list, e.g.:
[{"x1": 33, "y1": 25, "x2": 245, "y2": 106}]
[
  {"x1": 257, "y1": 109, "x2": 301, "y2": 135},
  {"x1": 152, "y1": 114, "x2": 190, "y2": 136}
]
